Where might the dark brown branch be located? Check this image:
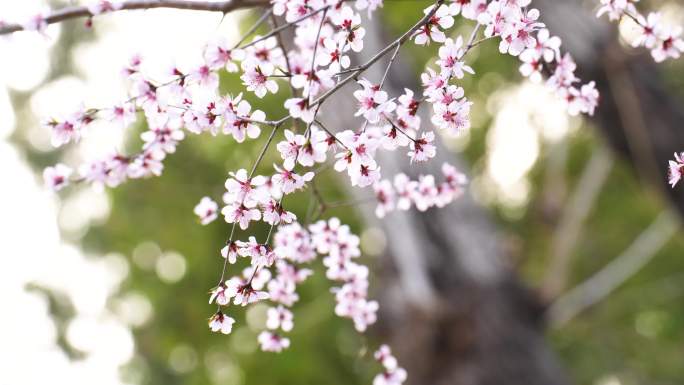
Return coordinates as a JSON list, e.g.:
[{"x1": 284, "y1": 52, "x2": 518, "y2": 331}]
[{"x1": 0, "y1": 0, "x2": 269, "y2": 35}]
